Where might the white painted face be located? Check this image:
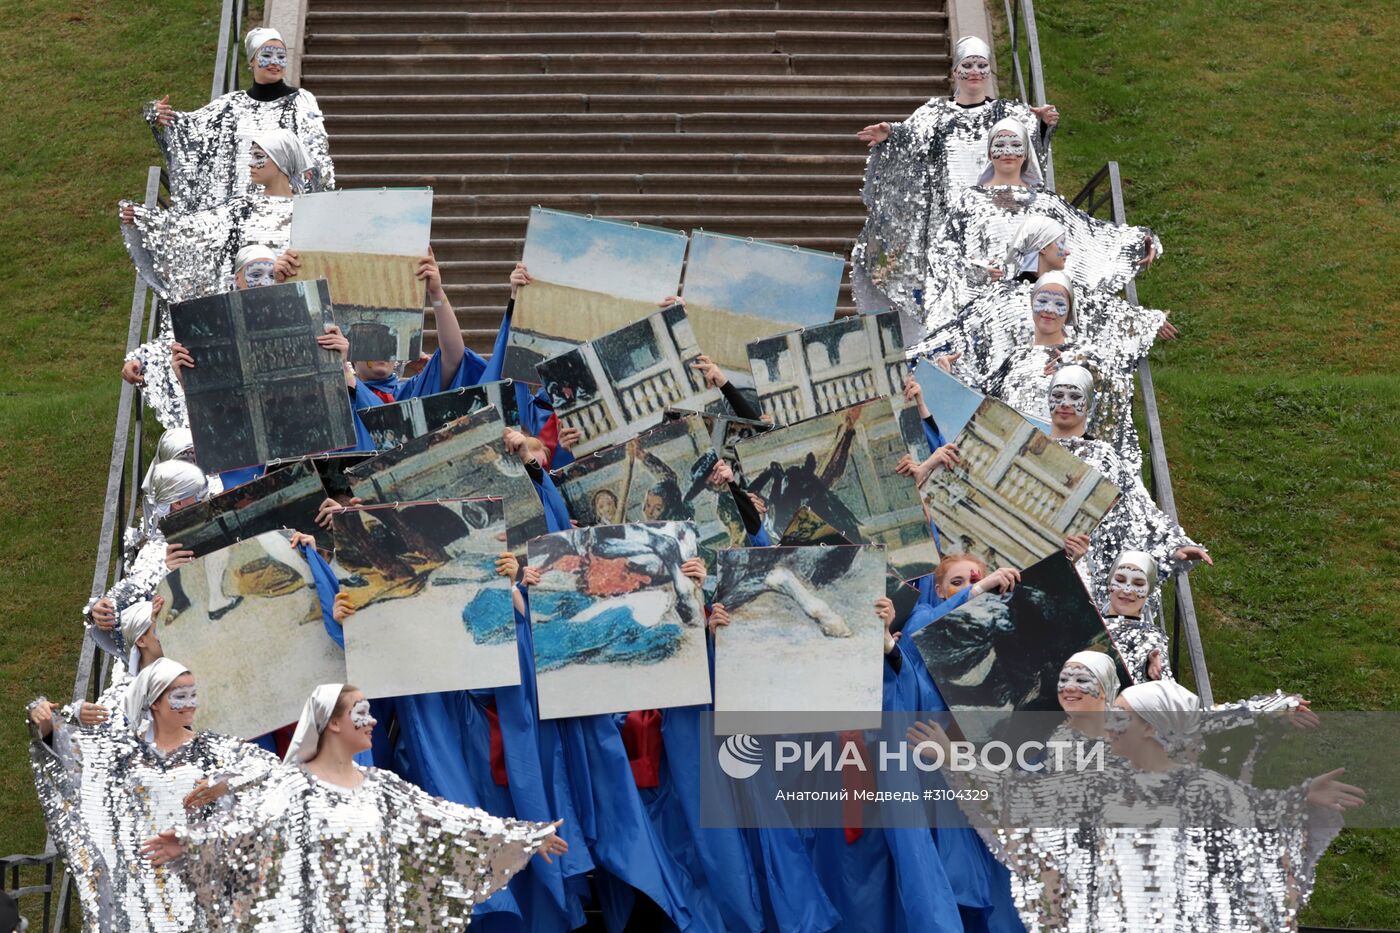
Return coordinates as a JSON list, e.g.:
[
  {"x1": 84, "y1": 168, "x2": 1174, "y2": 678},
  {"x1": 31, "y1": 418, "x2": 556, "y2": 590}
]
[
  {"x1": 955, "y1": 56, "x2": 991, "y2": 80},
  {"x1": 989, "y1": 130, "x2": 1026, "y2": 159},
  {"x1": 1032, "y1": 289, "x2": 1071, "y2": 319},
  {"x1": 249, "y1": 146, "x2": 269, "y2": 171},
  {"x1": 1048, "y1": 383, "x2": 1088, "y2": 416},
  {"x1": 1109, "y1": 563, "x2": 1151, "y2": 599},
  {"x1": 166, "y1": 686, "x2": 199, "y2": 711},
  {"x1": 255, "y1": 44, "x2": 288, "y2": 70},
  {"x1": 349, "y1": 699, "x2": 376, "y2": 730},
  {"x1": 241, "y1": 260, "x2": 276, "y2": 289},
  {"x1": 1057, "y1": 662, "x2": 1102, "y2": 698}
]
